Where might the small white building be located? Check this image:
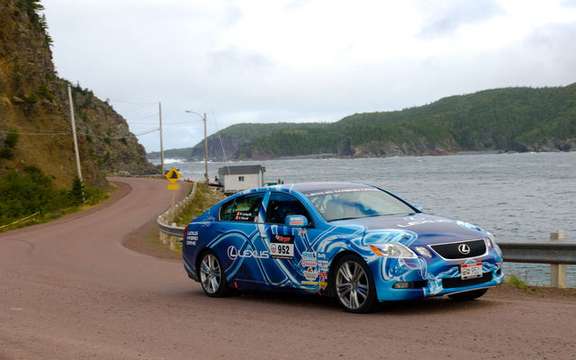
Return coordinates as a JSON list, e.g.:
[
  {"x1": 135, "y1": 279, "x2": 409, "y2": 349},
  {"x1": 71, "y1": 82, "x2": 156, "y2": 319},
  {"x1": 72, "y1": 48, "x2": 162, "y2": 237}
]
[{"x1": 217, "y1": 165, "x2": 266, "y2": 193}]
